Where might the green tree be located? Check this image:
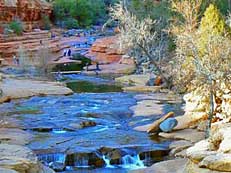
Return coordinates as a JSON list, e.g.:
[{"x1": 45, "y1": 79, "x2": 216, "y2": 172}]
[
  {"x1": 53, "y1": 0, "x2": 107, "y2": 28},
  {"x1": 8, "y1": 19, "x2": 23, "y2": 35},
  {"x1": 172, "y1": 3, "x2": 231, "y2": 137}
]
